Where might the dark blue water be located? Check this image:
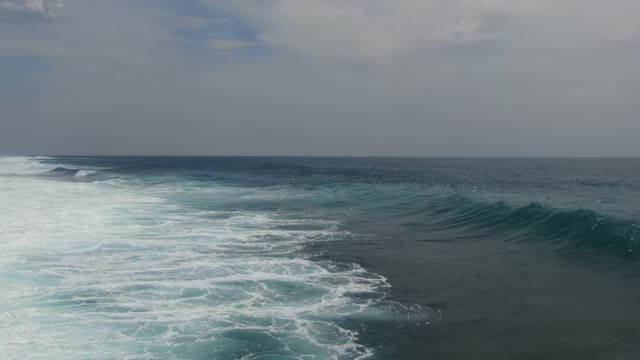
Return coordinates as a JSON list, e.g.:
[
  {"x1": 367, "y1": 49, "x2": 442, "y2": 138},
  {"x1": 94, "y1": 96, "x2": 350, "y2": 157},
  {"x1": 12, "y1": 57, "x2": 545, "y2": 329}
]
[{"x1": 2, "y1": 156, "x2": 640, "y2": 359}]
